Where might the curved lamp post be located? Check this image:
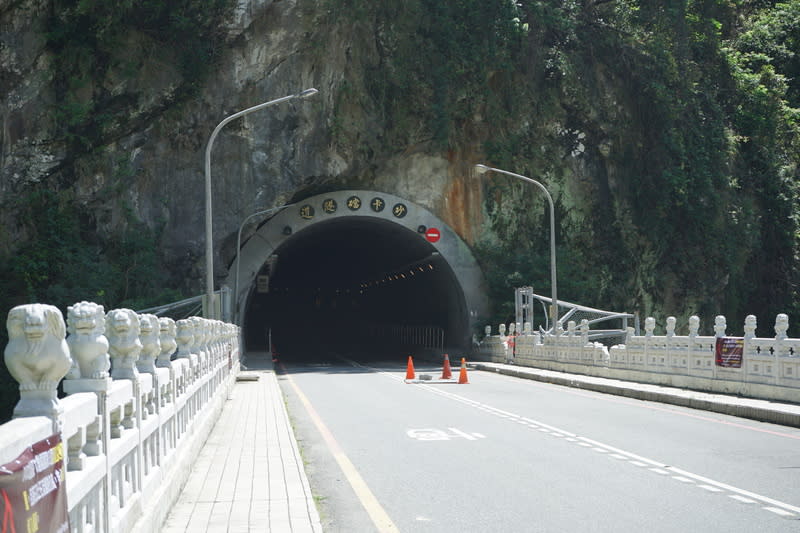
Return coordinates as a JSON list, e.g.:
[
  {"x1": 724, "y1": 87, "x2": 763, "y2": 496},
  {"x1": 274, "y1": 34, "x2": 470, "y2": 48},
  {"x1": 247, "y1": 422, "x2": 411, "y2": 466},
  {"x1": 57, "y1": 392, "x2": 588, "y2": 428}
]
[
  {"x1": 204, "y1": 88, "x2": 318, "y2": 319},
  {"x1": 474, "y1": 164, "x2": 559, "y2": 333},
  {"x1": 233, "y1": 204, "x2": 292, "y2": 325}
]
